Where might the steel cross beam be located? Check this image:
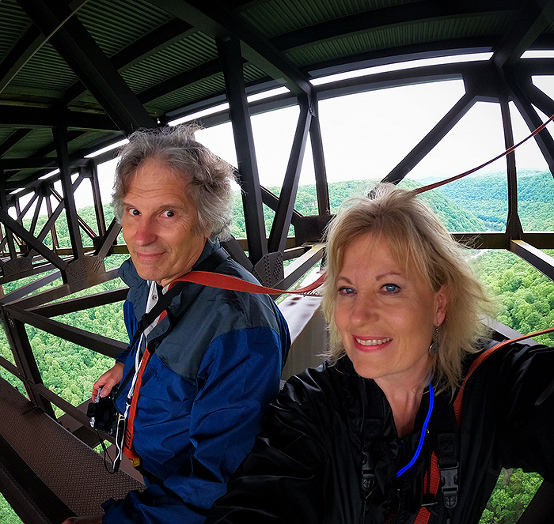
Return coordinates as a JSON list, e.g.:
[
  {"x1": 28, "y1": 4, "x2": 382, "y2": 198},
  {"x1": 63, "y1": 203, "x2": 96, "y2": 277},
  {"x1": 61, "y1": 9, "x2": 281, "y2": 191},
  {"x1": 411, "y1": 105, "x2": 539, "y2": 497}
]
[
  {"x1": 218, "y1": 35, "x2": 267, "y2": 264},
  {"x1": 0, "y1": 309, "x2": 56, "y2": 417},
  {"x1": 261, "y1": 187, "x2": 304, "y2": 227},
  {"x1": 61, "y1": 18, "x2": 196, "y2": 107},
  {"x1": 6, "y1": 267, "x2": 121, "y2": 311},
  {"x1": 270, "y1": 1, "x2": 522, "y2": 55},
  {"x1": 0, "y1": 271, "x2": 61, "y2": 306},
  {"x1": 514, "y1": 75, "x2": 554, "y2": 173},
  {"x1": 0, "y1": 130, "x2": 32, "y2": 158},
  {"x1": 511, "y1": 239, "x2": 554, "y2": 282},
  {"x1": 16, "y1": 0, "x2": 156, "y2": 134},
  {"x1": 29, "y1": 288, "x2": 128, "y2": 318},
  {"x1": 0, "y1": 105, "x2": 118, "y2": 131},
  {"x1": 0, "y1": 0, "x2": 89, "y2": 94},
  {"x1": 0, "y1": 208, "x2": 68, "y2": 273},
  {"x1": 506, "y1": 73, "x2": 554, "y2": 175},
  {"x1": 53, "y1": 127, "x2": 84, "y2": 260},
  {"x1": 0, "y1": 174, "x2": 18, "y2": 259},
  {"x1": 383, "y1": 90, "x2": 477, "y2": 184},
  {"x1": 6, "y1": 305, "x2": 127, "y2": 359},
  {"x1": 78, "y1": 160, "x2": 107, "y2": 238},
  {"x1": 150, "y1": 0, "x2": 314, "y2": 98},
  {"x1": 493, "y1": 0, "x2": 554, "y2": 68},
  {"x1": 0, "y1": 25, "x2": 45, "y2": 95},
  {"x1": 0, "y1": 192, "x2": 39, "y2": 253},
  {"x1": 268, "y1": 96, "x2": 312, "y2": 254},
  {"x1": 499, "y1": 95, "x2": 524, "y2": 242},
  {"x1": 309, "y1": 98, "x2": 330, "y2": 217}
]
